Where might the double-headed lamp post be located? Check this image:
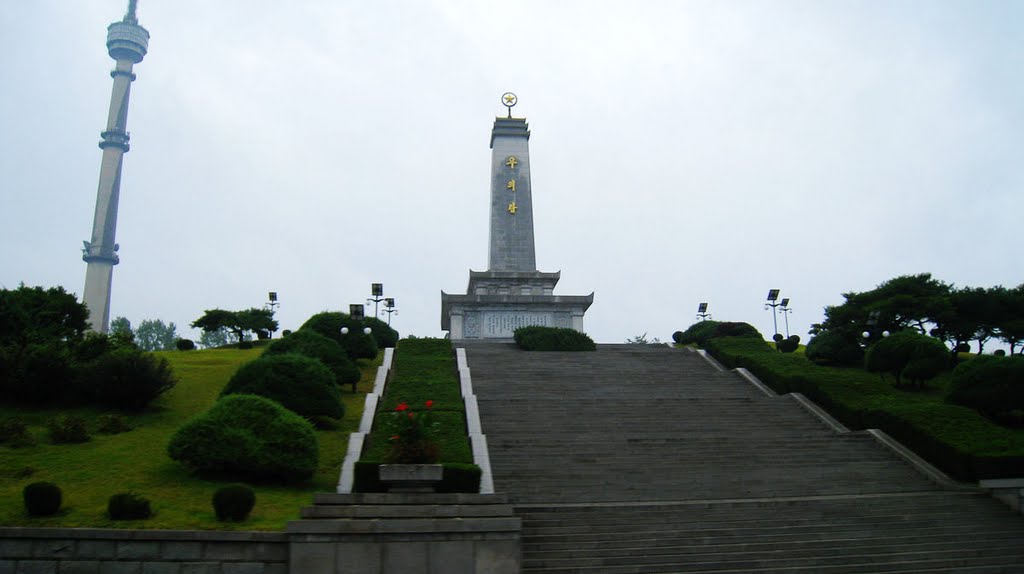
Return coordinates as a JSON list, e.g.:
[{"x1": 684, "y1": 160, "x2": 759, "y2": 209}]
[
  {"x1": 765, "y1": 289, "x2": 782, "y2": 338},
  {"x1": 384, "y1": 298, "x2": 398, "y2": 326},
  {"x1": 779, "y1": 298, "x2": 792, "y2": 338},
  {"x1": 367, "y1": 283, "x2": 385, "y2": 320},
  {"x1": 340, "y1": 304, "x2": 373, "y2": 336}
]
